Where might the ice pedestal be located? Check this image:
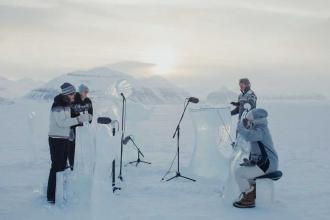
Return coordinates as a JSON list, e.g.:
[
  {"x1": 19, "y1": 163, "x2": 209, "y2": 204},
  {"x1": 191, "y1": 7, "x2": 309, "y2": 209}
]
[
  {"x1": 91, "y1": 124, "x2": 117, "y2": 215},
  {"x1": 93, "y1": 124, "x2": 117, "y2": 186},
  {"x1": 222, "y1": 133, "x2": 251, "y2": 204},
  {"x1": 189, "y1": 107, "x2": 232, "y2": 180},
  {"x1": 256, "y1": 179, "x2": 275, "y2": 206},
  {"x1": 27, "y1": 112, "x2": 37, "y2": 163},
  {"x1": 75, "y1": 125, "x2": 96, "y2": 176},
  {"x1": 56, "y1": 169, "x2": 71, "y2": 205}
]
